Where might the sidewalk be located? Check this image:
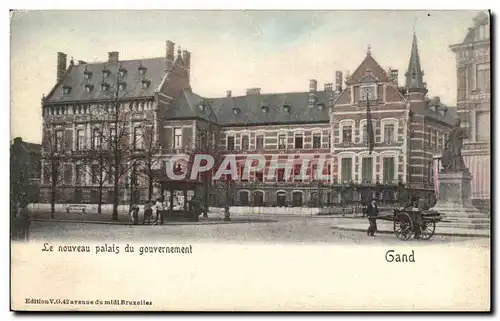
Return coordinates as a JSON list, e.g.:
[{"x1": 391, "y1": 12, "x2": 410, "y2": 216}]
[
  {"x1": 333, "y1": 221, "x2": 490, "y2": 237},
  {"x1": 30, "y1": 211, "x2": 276, "y2": 225}
]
